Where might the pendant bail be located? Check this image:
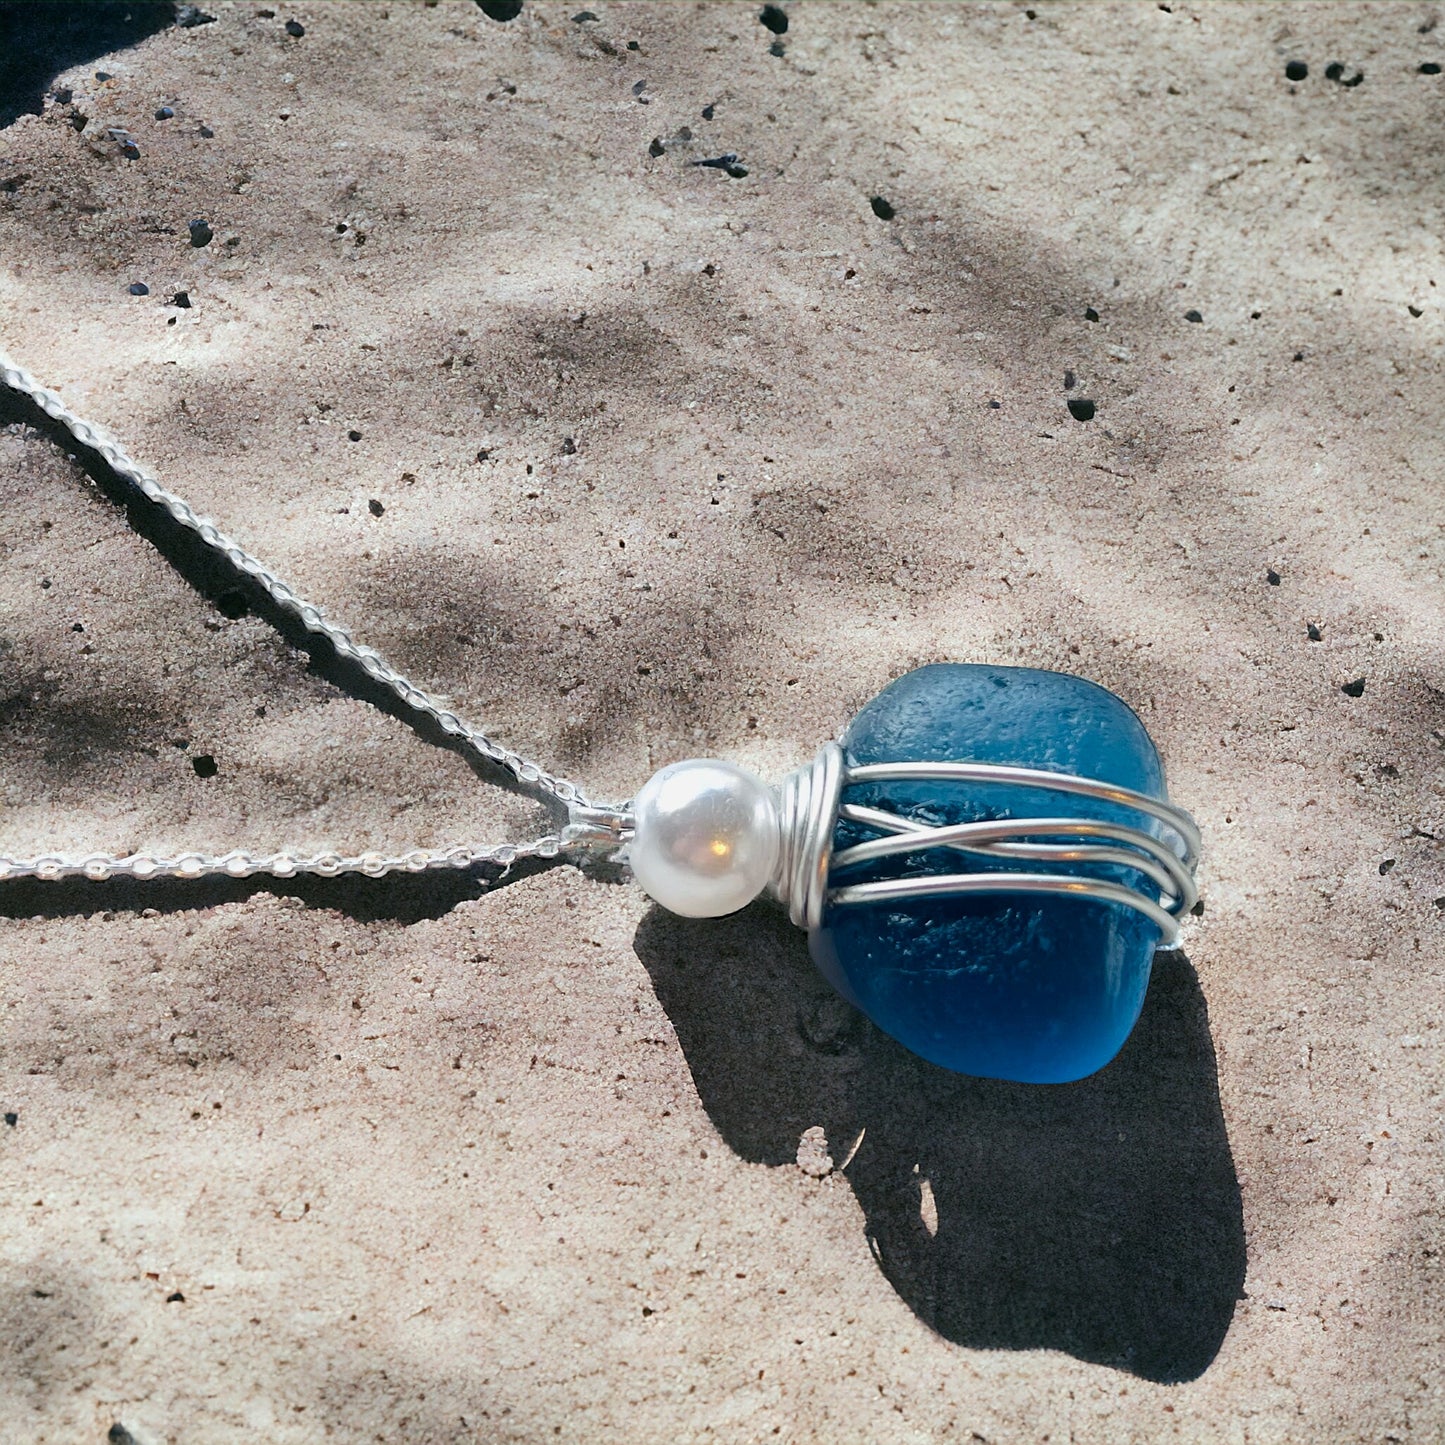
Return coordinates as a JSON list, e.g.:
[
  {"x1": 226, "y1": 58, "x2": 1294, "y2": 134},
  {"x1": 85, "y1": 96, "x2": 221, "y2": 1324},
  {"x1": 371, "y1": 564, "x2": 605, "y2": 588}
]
[{"x1": 561, "y1": 802, "x2": 634, "y2": 860}]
